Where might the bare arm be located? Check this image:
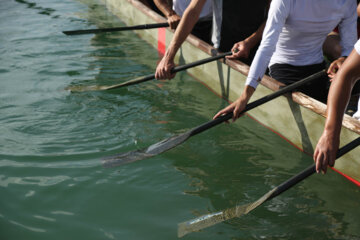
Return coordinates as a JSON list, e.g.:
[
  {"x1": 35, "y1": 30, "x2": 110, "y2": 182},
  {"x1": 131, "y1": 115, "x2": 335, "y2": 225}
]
[
  {"x1": 227, "y1": 0, "x2": 271, "y2": 60},
  {"x1": 213, "y1": 85, "x2": 255, "y2": 121},
  {"x1": 314, "y1": 48, "x2": 360, "y2": 173},
  {"x1": 226, "y1": 21, "x2": 266, "y2": 60},
  {"x1": 153, "y1": 0, "x2": 181, "y2": 29},
  {"x1": 155, "y1": 0, "x2": 207, "y2": 80}
]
